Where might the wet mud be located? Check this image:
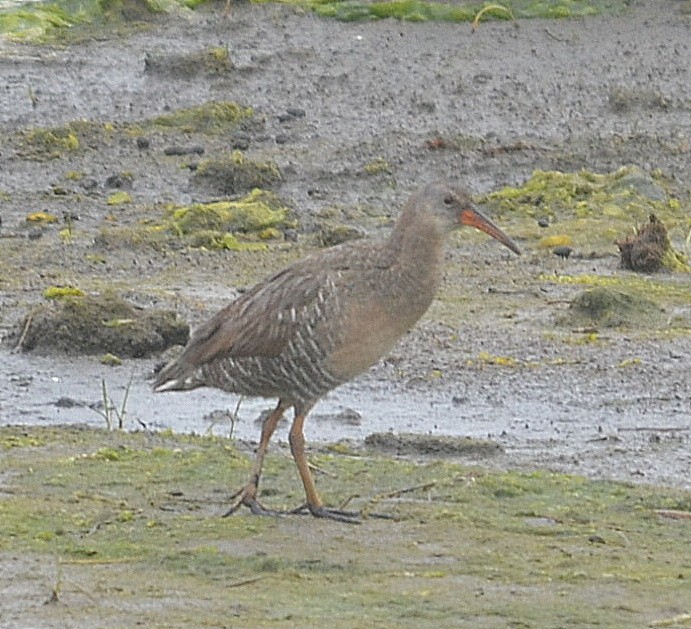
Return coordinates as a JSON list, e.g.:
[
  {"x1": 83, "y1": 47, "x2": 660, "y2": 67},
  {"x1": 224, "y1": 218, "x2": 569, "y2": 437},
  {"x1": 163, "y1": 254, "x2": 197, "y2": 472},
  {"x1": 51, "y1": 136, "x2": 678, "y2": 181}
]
[{"x1": 1, "y1": 0, "x2": 690, "y2": 493}]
